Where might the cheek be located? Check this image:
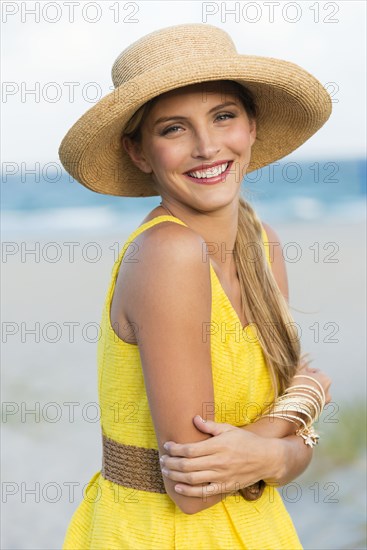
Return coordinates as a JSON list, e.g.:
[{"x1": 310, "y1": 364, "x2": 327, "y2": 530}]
[
  {"x1": 227, "y1": 126, "x2": 253, "y2": 152},
  {"x1": 150, "y1": 142, "x2": 185, "y2": 172}
]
